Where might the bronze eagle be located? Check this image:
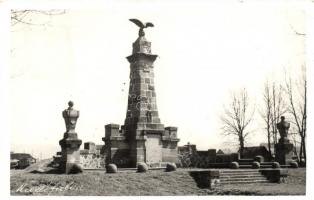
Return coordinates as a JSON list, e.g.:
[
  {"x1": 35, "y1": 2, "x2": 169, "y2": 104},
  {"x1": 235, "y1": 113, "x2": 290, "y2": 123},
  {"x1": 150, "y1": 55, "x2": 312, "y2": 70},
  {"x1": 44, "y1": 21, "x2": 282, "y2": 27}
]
[{"x1": 129, "y1": 18, "x2": 154, "y2": 36}]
